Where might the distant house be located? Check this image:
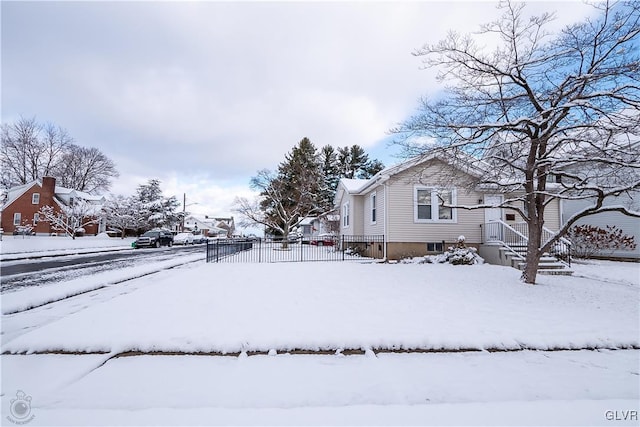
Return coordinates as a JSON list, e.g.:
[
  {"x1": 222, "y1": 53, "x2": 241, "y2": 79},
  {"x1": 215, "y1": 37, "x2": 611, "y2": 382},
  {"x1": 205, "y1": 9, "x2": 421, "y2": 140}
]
[
  {"x1": 298, "y1": 214, "x2": 339, "y2": 240},
  {"x1": 183, "y1": 215, "x2": 235, "y2": 237},
  {"x1": 334, "y1": 154, "x2": 564, "y2": 269},
  {"x1": 561, "y1": 192, "x2": 640, "y2": 260},
  {"x1": 0, "y1": 176, "x2": 106, "y2": 236}
]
